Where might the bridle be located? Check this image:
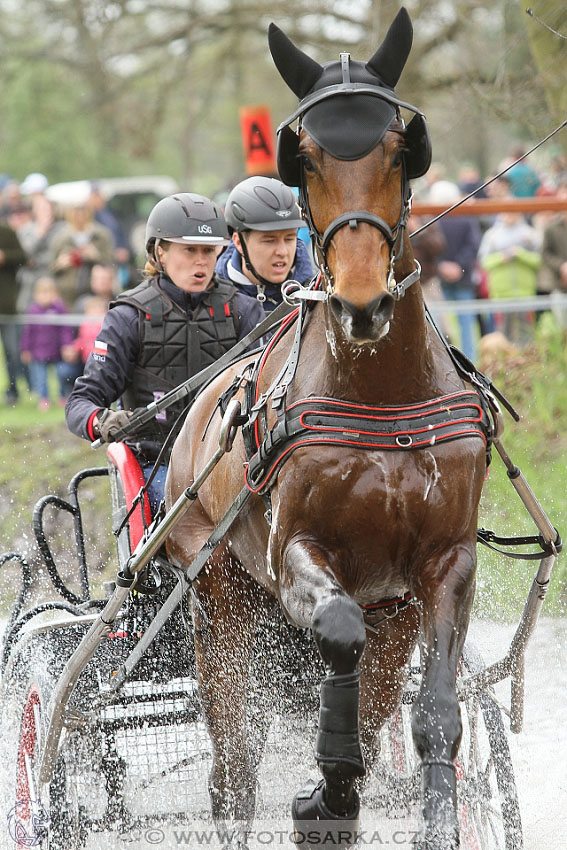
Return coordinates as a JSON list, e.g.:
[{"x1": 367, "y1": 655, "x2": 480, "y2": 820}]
[
  {"x1": 297, "y1": 135, "x2": 416, "y2": 301},
  {"x1": 279, "y1": 54, "x2": 423, "y2": 302}
]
